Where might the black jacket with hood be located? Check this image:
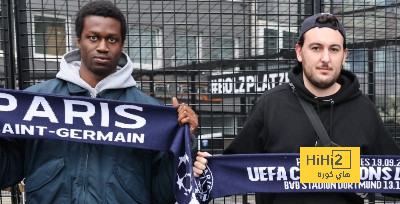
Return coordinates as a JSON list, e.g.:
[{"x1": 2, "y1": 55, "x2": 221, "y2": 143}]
[{"x1": 224, "y1": 65, "x2": 400, "y2": 204}]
